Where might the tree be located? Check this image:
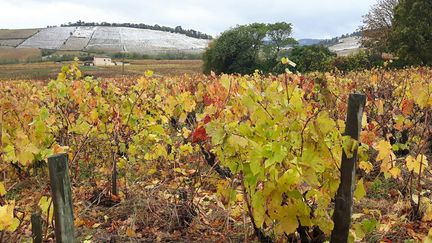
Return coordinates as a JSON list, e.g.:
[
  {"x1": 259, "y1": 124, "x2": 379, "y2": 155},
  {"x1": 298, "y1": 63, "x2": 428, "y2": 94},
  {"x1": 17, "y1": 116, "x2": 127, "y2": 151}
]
[
  {"x1": 203, "y1": 25, "x2": 264, "y2": 74},
  {"x1": 361, "y1": 0, "x2": 399, "y2": 52},
  {"x1": 203, "y1": 22, "x2": 297, "y2": 74},
  {"x1": 389, "y1": 0, "x2": 432, "y2": 65},
  {"x1": 267, "y1": 22, "x2": 297, "y2": 55},
  {"x1": 262, "y1": 22, "x2": 297, "y2": 71},
  {"x1": 288, "y1": 45, "x2": 337, "y2": 73}
]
